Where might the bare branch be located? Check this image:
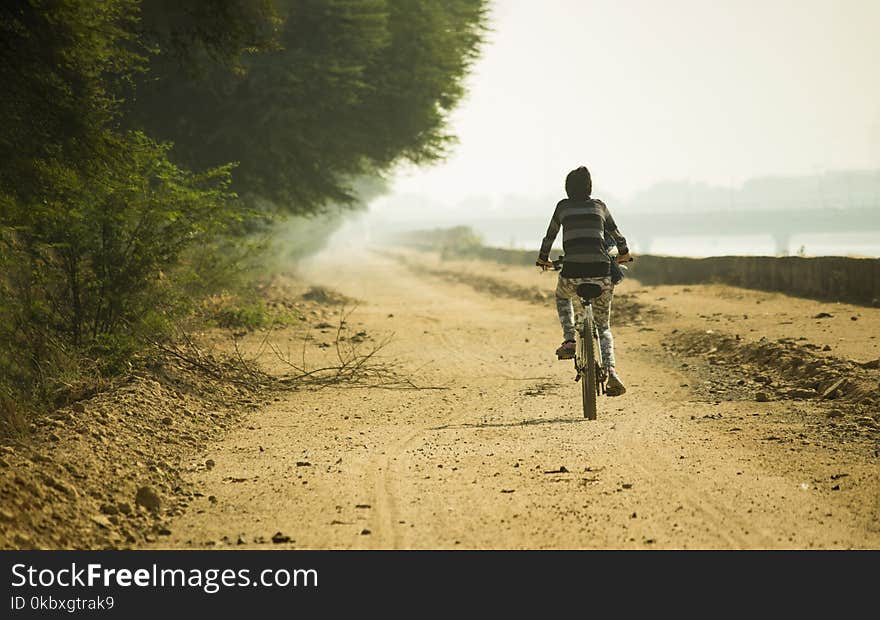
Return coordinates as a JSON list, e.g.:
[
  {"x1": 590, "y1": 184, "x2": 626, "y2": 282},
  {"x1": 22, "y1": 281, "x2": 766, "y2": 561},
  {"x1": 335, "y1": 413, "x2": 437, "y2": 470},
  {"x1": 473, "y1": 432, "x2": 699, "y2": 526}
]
[{"x1": 270, "y1": 311, "x2": 446, "y2": 391}]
